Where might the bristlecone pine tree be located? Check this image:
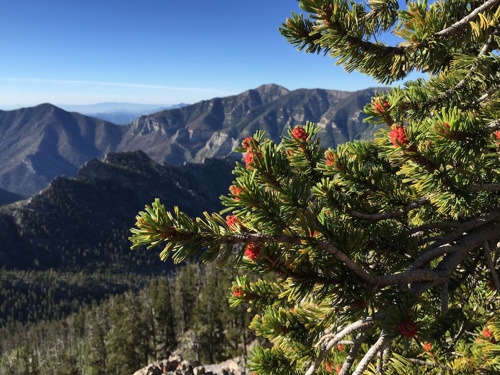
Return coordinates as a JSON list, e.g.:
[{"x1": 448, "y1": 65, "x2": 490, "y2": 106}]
[{"x1": 130, "y1": 0, "x2": 500, "y2": 373}]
